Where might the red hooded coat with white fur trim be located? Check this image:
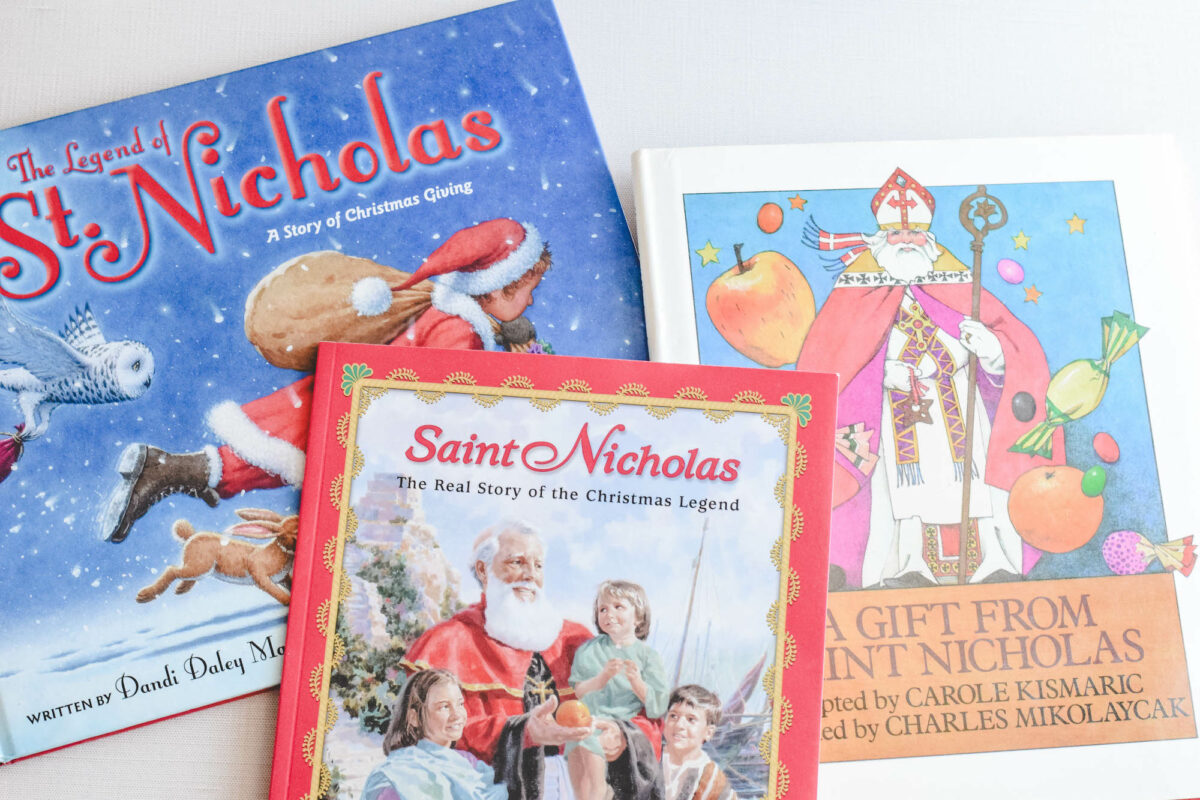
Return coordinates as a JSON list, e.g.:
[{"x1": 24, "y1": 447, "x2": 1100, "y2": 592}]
[{"x1": 210, "y1": 219, "x2": 542, "y2": 494}]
